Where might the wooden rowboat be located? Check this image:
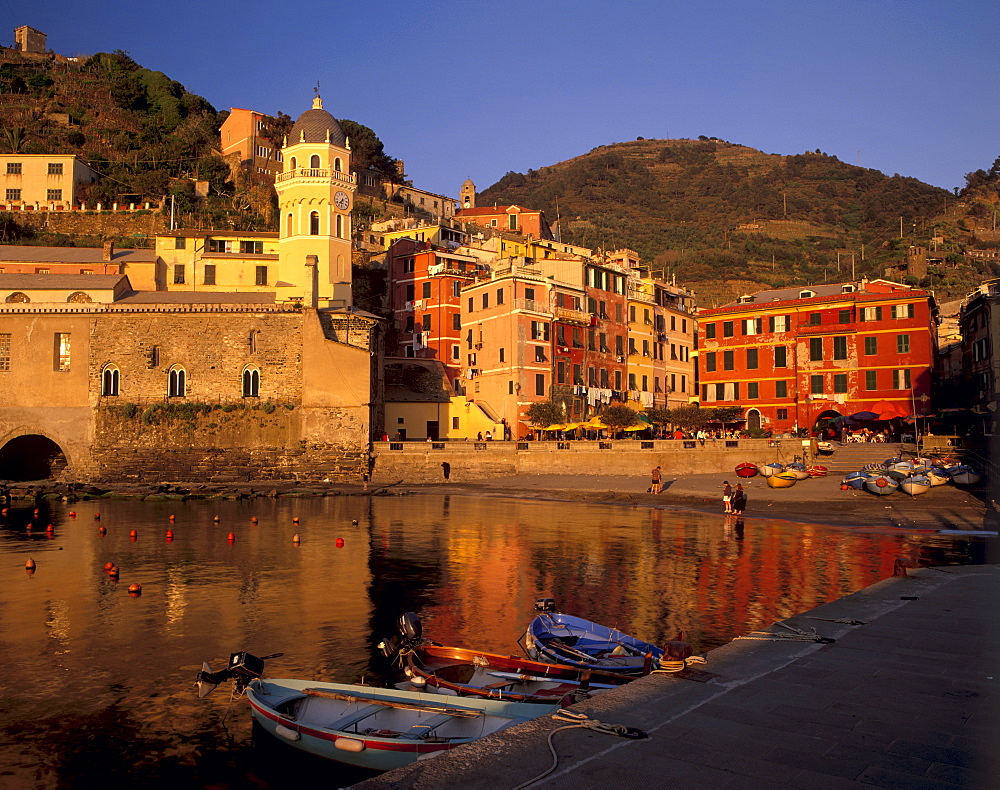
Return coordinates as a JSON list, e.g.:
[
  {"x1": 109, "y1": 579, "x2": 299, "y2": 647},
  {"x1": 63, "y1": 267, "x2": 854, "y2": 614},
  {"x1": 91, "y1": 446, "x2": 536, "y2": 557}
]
[
  {"x1": 766, "y1": 470, "x2": 798, "y2": 488},
  {"x1": 899, "y1": 475, "x2": 931, "y2": 496},
  {"x1": 735, "y1": 462, "x2": 758, "y2": 478},
  {"x1": 785, "y1": 462, "x2": 810, "y2": 480},
  {"x1": 247, "y1": 678, "x2": 559, "y2": 772},
  {"x1": 757, "y1": 462, "x2": 784, "y2": 478},
  {"x1": 398, "y1": 644, "x2": 629, "y2": 704},
  {"x1": 864, "y1": 475, "x2": 898, "y2": 496}
]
